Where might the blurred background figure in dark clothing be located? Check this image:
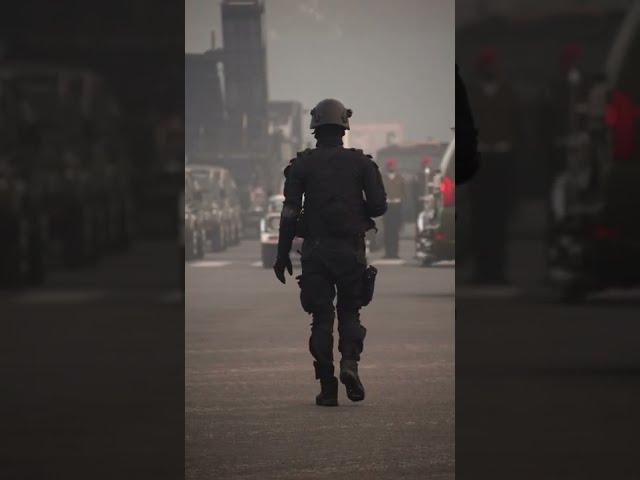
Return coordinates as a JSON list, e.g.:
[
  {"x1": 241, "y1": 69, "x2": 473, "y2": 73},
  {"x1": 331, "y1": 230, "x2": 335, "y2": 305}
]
[
  {"x1": 455, "y1": 64, "x2": 479, "y2": 185},
  {"x1": 467, "y1": 48, "x2": 518, "y2": 284},
  {"x1": 382, "y1": 158, "x2": 405, "y2": 258}
]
